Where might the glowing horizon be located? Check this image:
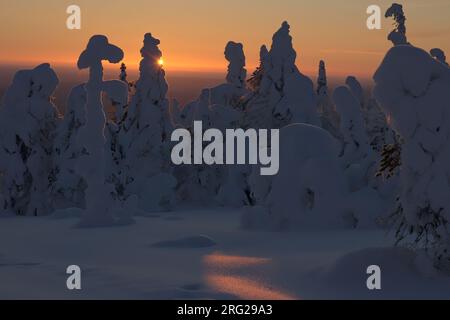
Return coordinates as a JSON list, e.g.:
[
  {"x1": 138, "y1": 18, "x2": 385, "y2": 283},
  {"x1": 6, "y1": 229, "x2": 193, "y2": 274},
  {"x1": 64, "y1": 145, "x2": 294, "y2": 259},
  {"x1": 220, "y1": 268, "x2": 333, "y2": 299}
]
[{"x1": 1, "y1": 0, "x2": 449, "y2": 79}]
